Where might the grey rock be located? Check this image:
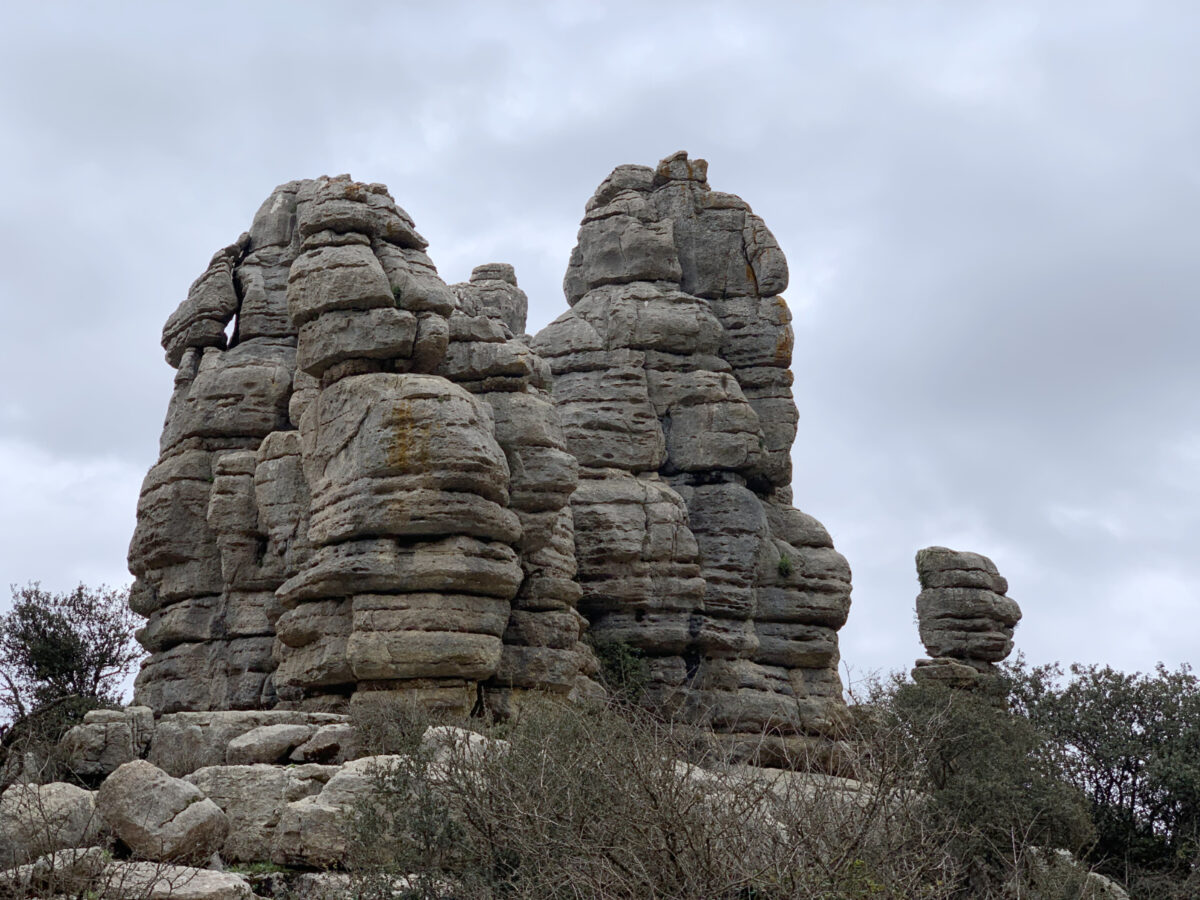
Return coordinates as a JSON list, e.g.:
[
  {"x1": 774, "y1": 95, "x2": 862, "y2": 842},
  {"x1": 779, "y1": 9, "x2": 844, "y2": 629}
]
[
  {"x1": 59, "y1": 707, "x2": 154, "y2": 778},
  {"x1": 147, "y1": 710, "x2": 346, "y2": 777},
  {"x1": 0, "y1": 783, "x2": 102, "y2": 866},
  {"x1": 531, "y1": 153, "x2": 851, "y2": 758},
  {"x1": 913, "y1": 546, "x2": 1022, "y2": 676},
  {"x1": 224, "y1": 723, "x2": 316, "y2": 765},
  {"x1": 185, "y1": 763, "x2": 335, "y2": 862},
  {"x1": 290, "y1": 723, "x2": 356, "y2": 763},
  {"x1": 96, "y1": 760, "x2": 228, "y2": 864}
]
